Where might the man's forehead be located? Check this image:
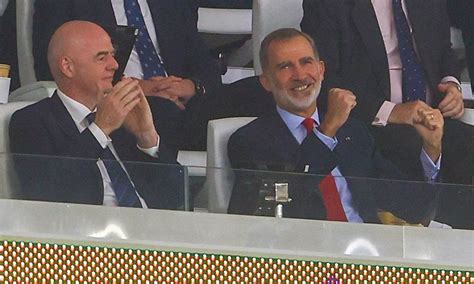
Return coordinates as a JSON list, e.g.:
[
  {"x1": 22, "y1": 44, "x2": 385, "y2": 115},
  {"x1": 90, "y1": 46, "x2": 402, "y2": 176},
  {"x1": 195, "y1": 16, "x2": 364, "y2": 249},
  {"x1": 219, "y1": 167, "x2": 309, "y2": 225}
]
[
  {"x1": 268, "y1": 38, "x2": 315, "y2": 57},
  {"x1": 269, "y1": 48, "x2": 316, "y2": 67}
]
